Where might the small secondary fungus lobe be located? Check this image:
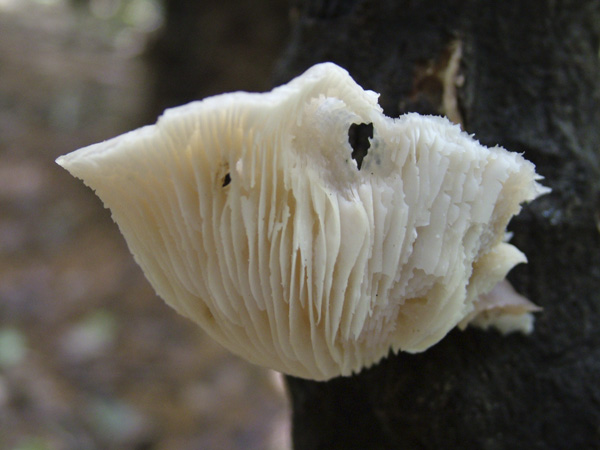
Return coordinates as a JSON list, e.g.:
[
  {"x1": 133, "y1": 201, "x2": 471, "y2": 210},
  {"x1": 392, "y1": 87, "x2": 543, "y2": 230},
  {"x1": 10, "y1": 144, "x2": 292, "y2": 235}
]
[{"x1": 56, "y1": 63, "x2": 549, "y2": 381}]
